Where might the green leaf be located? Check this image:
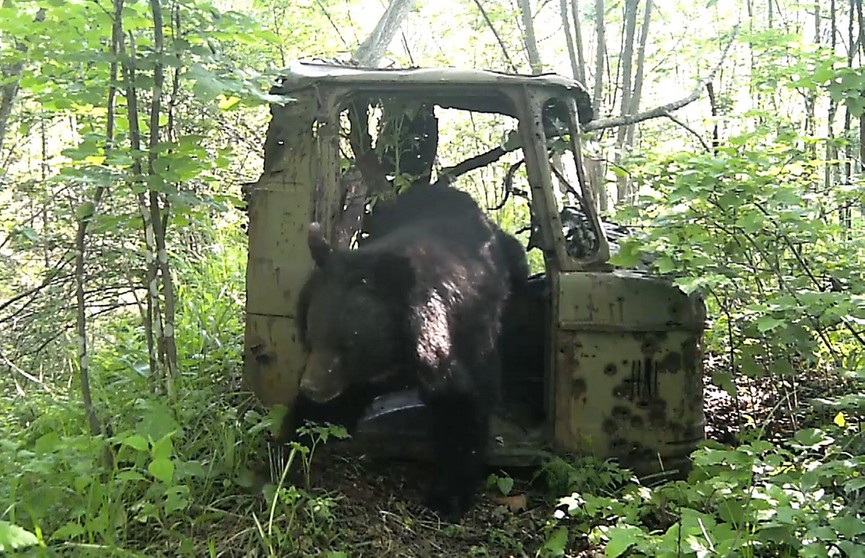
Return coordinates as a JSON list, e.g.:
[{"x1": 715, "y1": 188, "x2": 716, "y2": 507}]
[
  {"x1": 829, "y1": 516, "x2": 865, "y2": 539},
  {"x1": 605, "y1": 525, "x2": 643, "y2": 558},
  {"x1": 34, "y1": 432, "x2": 61, "y2": 454},
  {"x1": 837, "y1": 541, "x2": 865, "y2": 558},
  {"x1": 75, "y1": 201, "x2": 95, "y2": 221},
  {"x1": 496, "y1": 475, "x2": 514, "y2": 496},
  {"x1": 0, "y1": 521, "x2": 40, "y2": 552},
  {"x1": 756, "y1": 316, "x2": 784, "y2": 333},
  {"x1": 541, "y1": 527, "x2": 569, "y2": 557},
  {"x1": 793, "y1": 428, "x2": 833, "y2": 448},
  {"x1": 121, "y1": 434, "x2": 149, "y2": 452},
  {"x1": 148, "y1": 458, "x2": 175, "y2": 484},
  {"x1": 611, "y1": 165, "x2": 629, "y2": 178},
  {"x1": 19, "y1": 227, "x2": 39, "y2": 242},
  {"x1": 217, "y1": 95, "x2": 240, "y2": 110},
  {"x1": 50, "y1": 522, "x2": 85, "y2": 541},
  {"x1": 712, "y1": 371, "x2": 737, "y2": 397},
  {"x1": 164, "y1": 485, "x2": 190, "y2": 514},
  {"x1": 151, "y1": 432, "x2": 176, "y2": 461},
  {"x1": 654, "y1": 256, "x2": 677, "y2": 274},
  {"x1": 845, "y1": 477, "x2": 865, "y2": 492},
  {"x1": 609, "y1": 239, "x2": 643, "y2": 268}
]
